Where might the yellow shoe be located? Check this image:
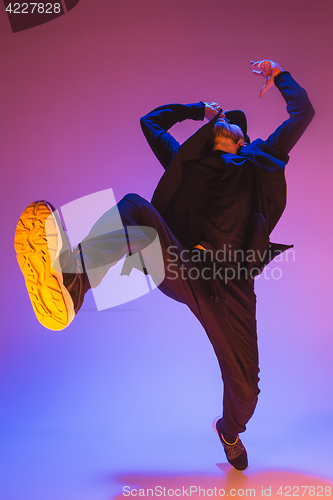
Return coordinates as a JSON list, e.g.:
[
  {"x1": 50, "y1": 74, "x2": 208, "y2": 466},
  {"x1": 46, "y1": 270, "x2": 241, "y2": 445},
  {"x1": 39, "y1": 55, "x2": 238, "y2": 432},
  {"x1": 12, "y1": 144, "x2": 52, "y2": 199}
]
[{"x1": 14, "y1": 201, "x2": 85, "y2": 331}]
